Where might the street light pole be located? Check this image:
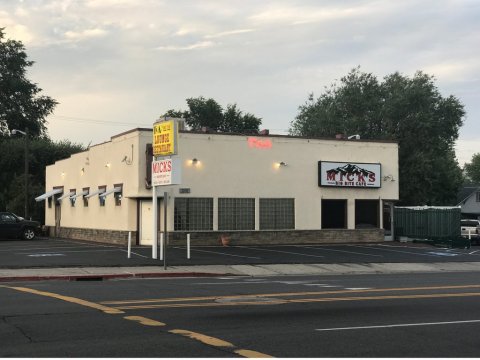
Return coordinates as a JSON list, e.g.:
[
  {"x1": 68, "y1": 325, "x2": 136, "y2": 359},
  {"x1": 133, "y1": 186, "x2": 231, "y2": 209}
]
[{"x1": 12, "y1": 128, "x2": 28, "y2": 219}]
